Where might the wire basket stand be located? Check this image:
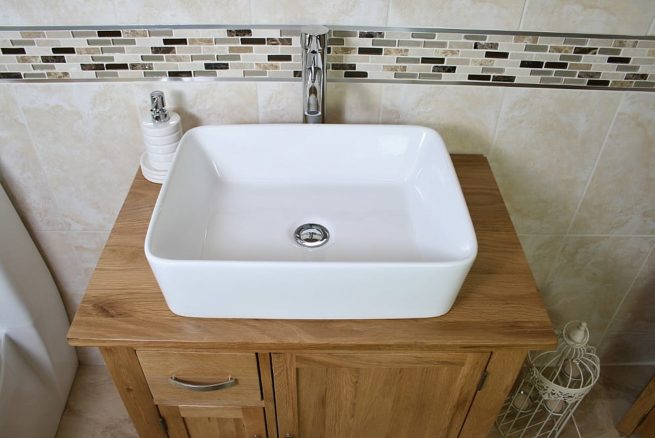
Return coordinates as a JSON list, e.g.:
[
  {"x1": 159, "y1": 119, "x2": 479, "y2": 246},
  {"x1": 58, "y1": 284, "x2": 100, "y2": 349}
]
[{"x1": 495, "y1": 321, "x2": 600, "y2": 437}]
